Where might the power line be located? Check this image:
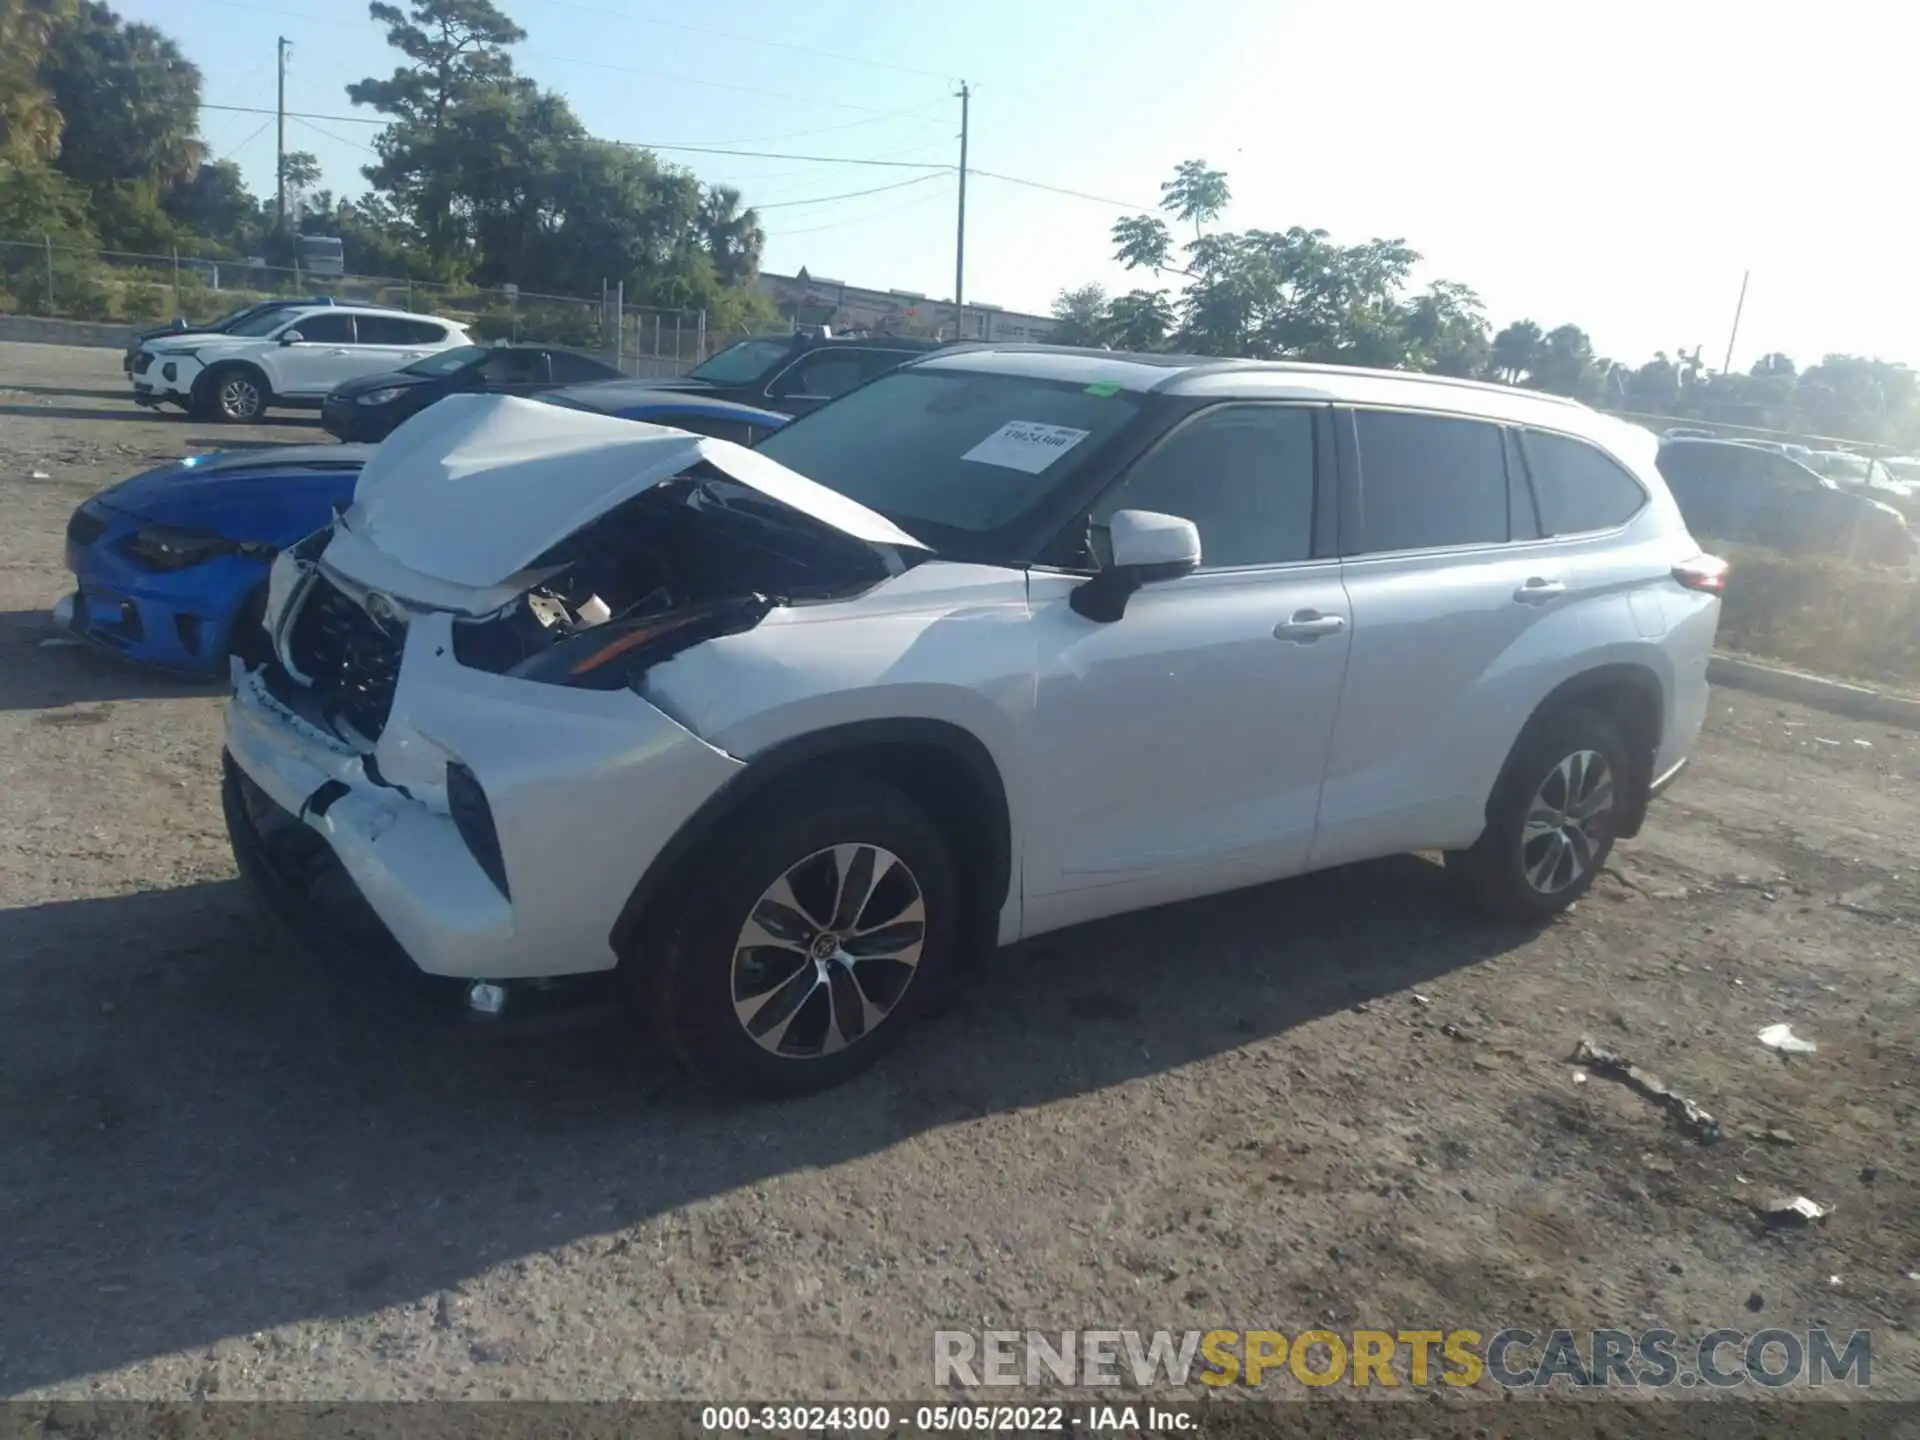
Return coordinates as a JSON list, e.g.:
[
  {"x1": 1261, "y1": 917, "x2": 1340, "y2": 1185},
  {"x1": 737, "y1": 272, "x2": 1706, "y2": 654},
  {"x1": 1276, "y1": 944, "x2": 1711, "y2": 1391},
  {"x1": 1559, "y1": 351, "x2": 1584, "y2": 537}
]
[
  {"x1": 513, "y1": 0, "x2": 958, "y2": 81},
  {"x1": 290, "y1": 113, "x2": 378, "y2": 154},
  {"x1": 642, "y1": 103, "x2": 951, "y2": 151},
  {"x1": 518, "y1": 47, "x2": 945, "y2": 117},
  {"x1": 970, "y1": 167, "x2": 1156, "y2": 215},
  {"x1": 773, "y1": 186, "x2": 954, "y2": 238},
  {"x1": 215, "y1": 117, "x2": 275, "y2": 163},
  {"x1": 752, "y1": 172, "x2": 951, "y2": 210},
  {"x1": 204, "y1": 102, "x2": 383, "y2": 127},
  {"x1": 199, "y1": 104, "x2": 955, "y2": 168}
]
